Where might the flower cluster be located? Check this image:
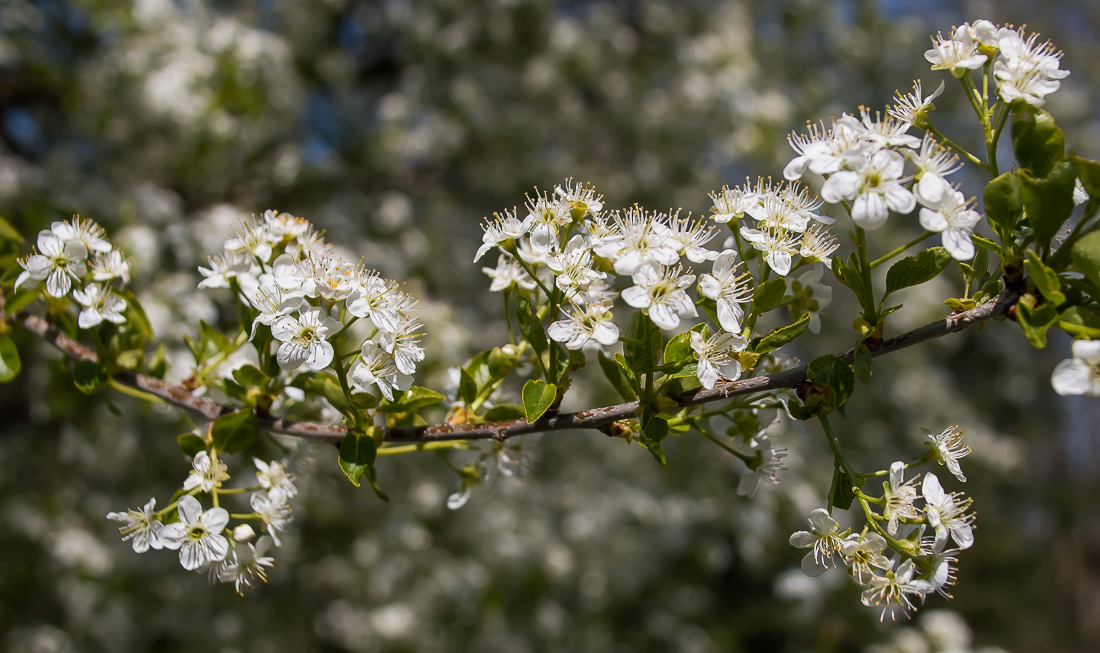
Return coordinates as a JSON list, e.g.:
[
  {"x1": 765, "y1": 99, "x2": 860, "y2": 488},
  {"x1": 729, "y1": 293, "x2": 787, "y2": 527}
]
[
  {"x1": 477, "y1": 179, "x2": 838, "y2": 391},
  {"x1": 107, "y1": 454, "x2": 295, "y2": 594},
  {"x1": 926, "y1": 20, "x2": 1069, "y2": 108},
  {"x1": 14, "y1": 217, "x2": 133, "y2": 328},
  {"x1": 197, "y1": 210, "x2": 425, "y2": 399},
  {"x1": 790, "y1": 428, "x2": 975, "y2": 621}
]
